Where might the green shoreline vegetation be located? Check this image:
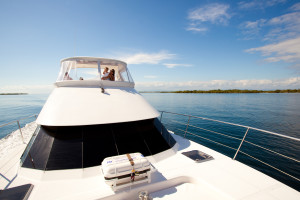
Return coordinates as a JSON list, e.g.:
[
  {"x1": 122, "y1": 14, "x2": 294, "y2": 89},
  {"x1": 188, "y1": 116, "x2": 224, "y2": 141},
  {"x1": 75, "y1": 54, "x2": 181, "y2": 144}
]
[
  {"x1": 141, "y1": 89, "x2": 300, "y2": 93},
  {"x1": 0, "y1": 93, "x2": 28, "y2": 95}
]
